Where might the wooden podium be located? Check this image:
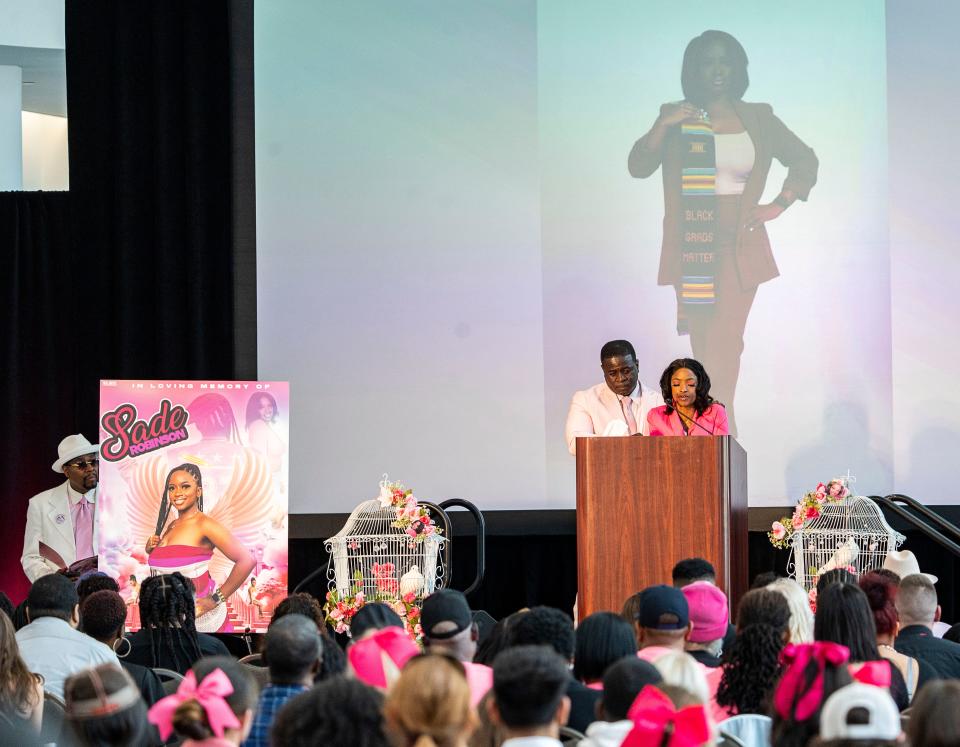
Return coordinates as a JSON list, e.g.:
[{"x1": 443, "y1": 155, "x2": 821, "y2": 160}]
[{"x1": 576, "y1": 436, "x2": 748, "y2": 619}]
